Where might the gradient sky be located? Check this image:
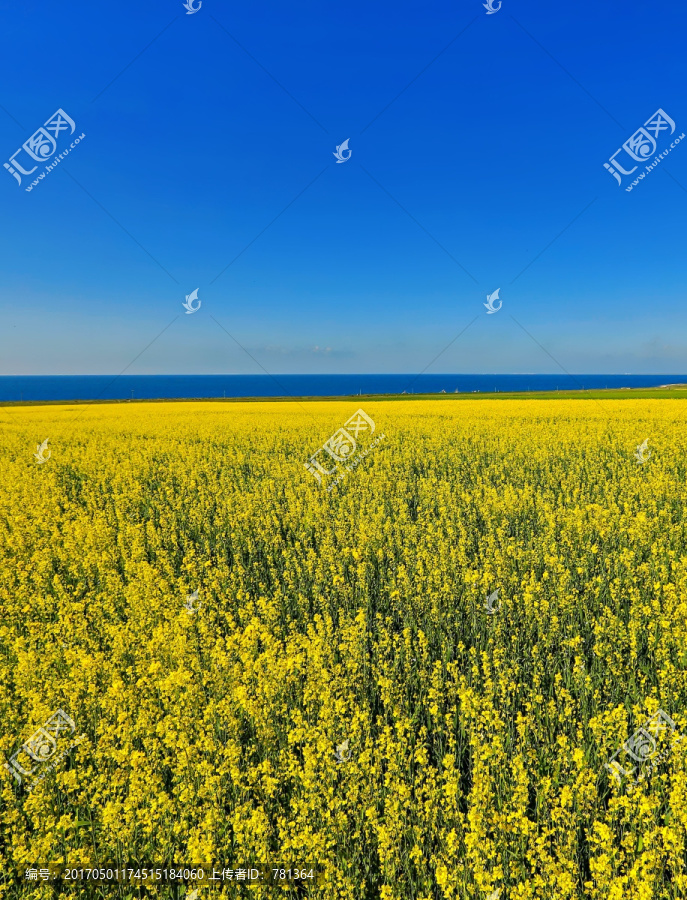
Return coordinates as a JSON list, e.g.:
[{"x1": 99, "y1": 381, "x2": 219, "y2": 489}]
[{"x1": 1, "y1": 0, "x2": 686, "y2": 375}]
